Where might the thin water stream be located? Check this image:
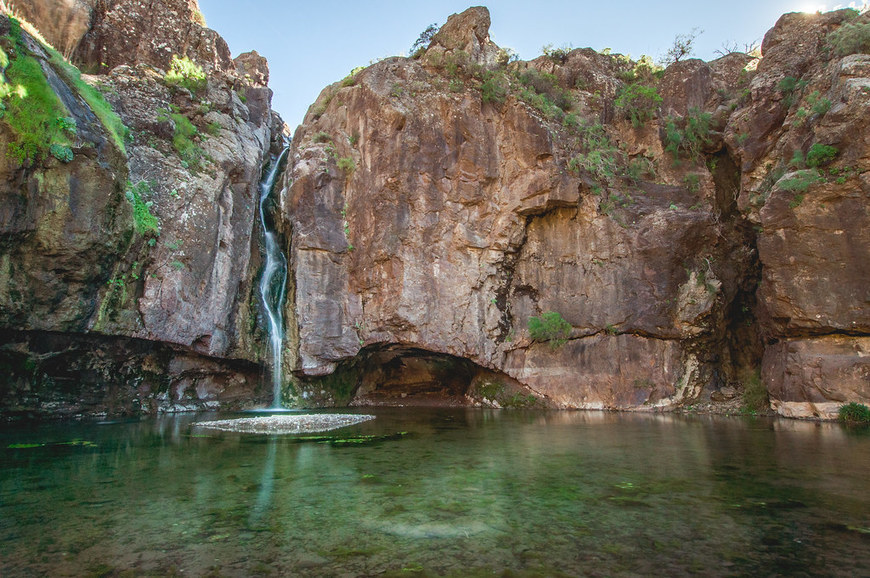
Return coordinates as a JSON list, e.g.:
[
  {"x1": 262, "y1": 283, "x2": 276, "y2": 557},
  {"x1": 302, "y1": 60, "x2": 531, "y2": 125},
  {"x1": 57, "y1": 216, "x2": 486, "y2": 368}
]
[
  {"x1": 1, "y1": 409, "x2": 868, "y2": 576},
  {"x1": 257, "y1": 148, "x2": 289, "y2": 408}
]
